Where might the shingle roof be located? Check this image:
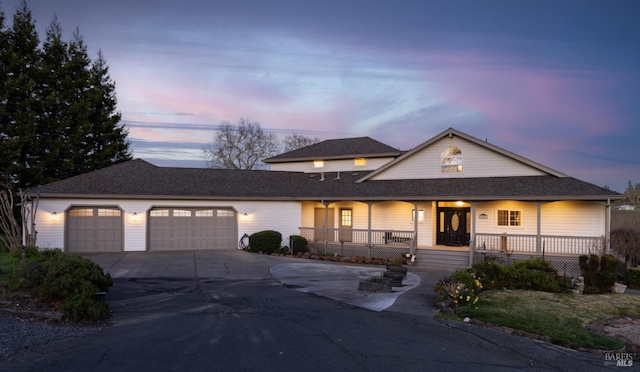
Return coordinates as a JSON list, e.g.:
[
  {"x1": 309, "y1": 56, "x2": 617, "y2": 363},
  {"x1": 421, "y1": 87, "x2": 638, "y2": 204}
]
[
  {"x1": 32, "y1": 159, "x2": 622, "y2": 201},
  {"x1": 264, "y1": 137, "x2": 401, "y2": 163}
]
